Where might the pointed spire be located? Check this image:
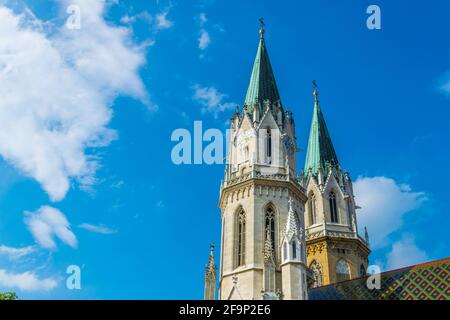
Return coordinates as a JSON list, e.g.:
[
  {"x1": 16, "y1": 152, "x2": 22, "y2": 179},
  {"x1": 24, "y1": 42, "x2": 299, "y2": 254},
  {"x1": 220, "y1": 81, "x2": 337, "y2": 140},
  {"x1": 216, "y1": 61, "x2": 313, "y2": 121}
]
[
  {"x1": 284, "y1": 198, "x2": 301, "y2": 242},
  {"x1": 244, "y1": 19, "x2": 281, "y2": 114},
  {"x1": 364, "y1": 227, "x2": 370, "y2": 247},
  {"x1": 205, "y1": 243, "x2": 216, "y2": 278},
  {"x1": 204, "y1": 243, "x2": 217, "y2": 300},
  {"x1": 304, "y1": 81, "x2": 339, "y2": 178}
]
